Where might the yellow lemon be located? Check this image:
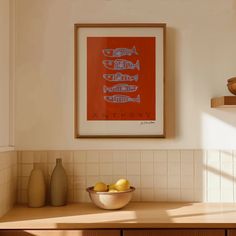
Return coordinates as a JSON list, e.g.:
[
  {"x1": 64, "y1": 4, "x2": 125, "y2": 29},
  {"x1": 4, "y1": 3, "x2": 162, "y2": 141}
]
[
  {"x1": 108, "y1": 183, "x2": 116, "y2": 190},
  {"x1": 115, "y1": 178, "x2": 130, "y2": 191},
  {"x1": 93, "y1": 182, "x2": 108, "y2": 192},
  {"x1": 108, "y1": 189, "x2": 119, "y2": 193}
]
